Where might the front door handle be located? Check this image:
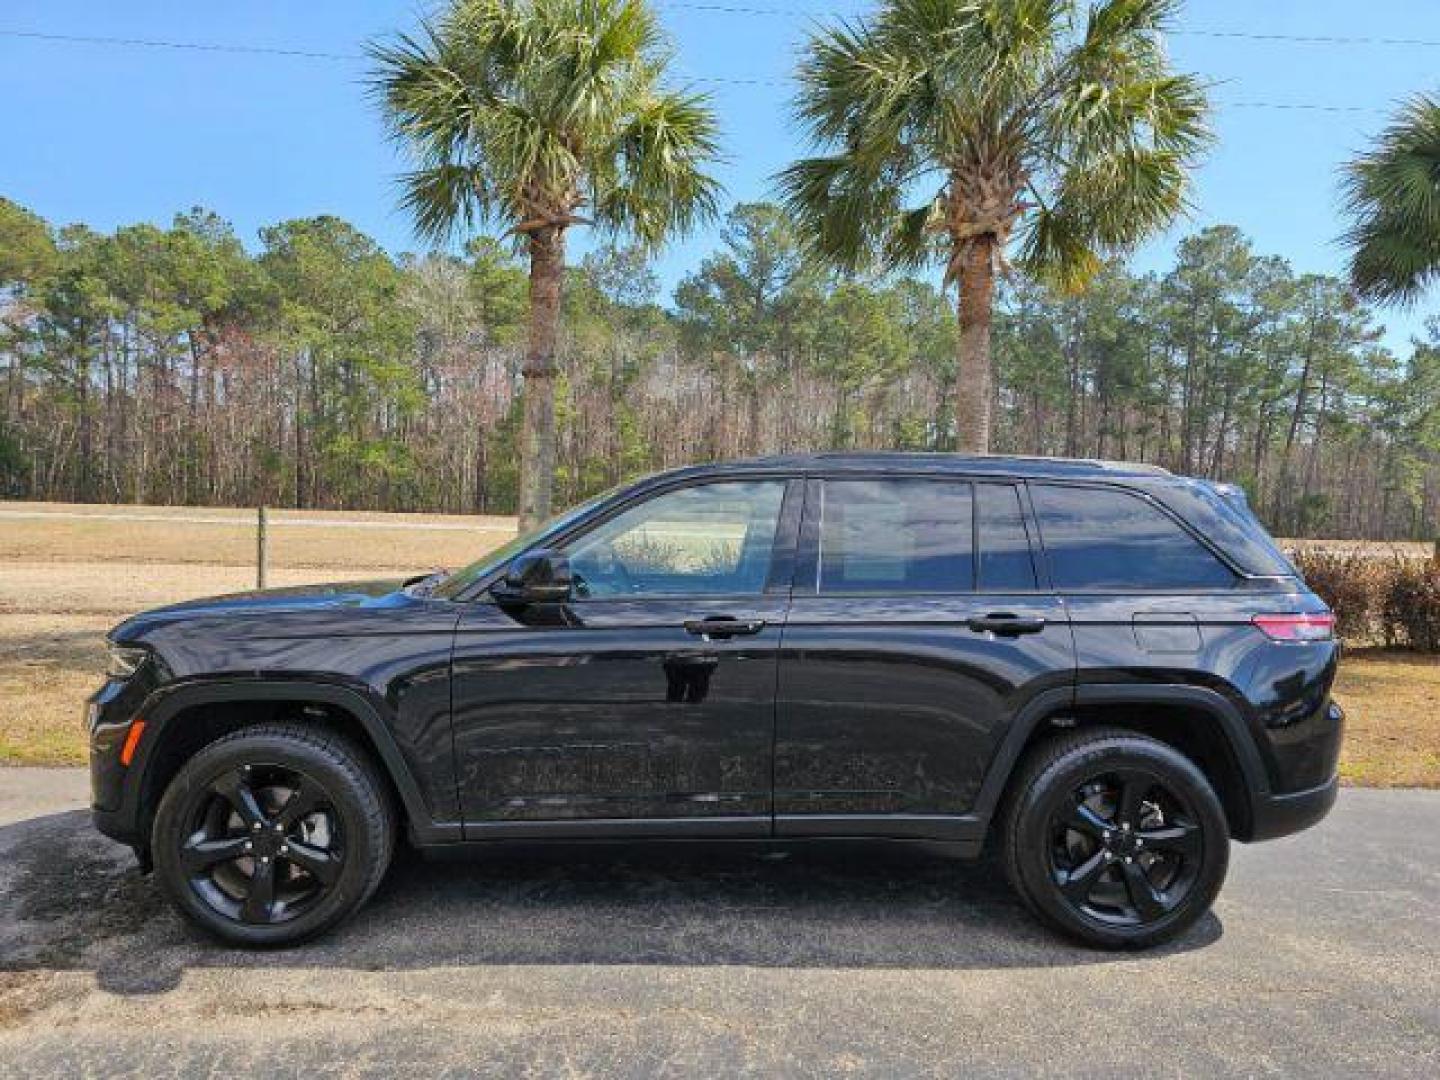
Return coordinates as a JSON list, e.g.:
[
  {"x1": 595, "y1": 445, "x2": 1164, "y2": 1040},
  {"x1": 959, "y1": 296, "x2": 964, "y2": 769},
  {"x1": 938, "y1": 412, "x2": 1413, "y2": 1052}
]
[
  {"x1": 684, "y1": 616, "x2": 766, "y2": 639},
  {"x1": 968, "y1": 613, "x2": 1046, "y2": 637}
]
